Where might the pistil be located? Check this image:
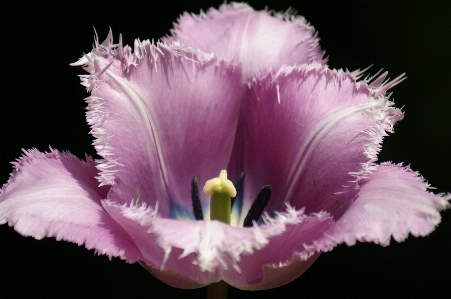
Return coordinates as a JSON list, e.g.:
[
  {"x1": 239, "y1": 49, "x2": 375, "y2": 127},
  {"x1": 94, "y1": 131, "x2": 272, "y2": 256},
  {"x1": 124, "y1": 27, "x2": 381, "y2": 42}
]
[
  {"x1": 203, "y1": 170, "x2": 236, "y2": 299},
  {"x1": 191, "y1": 171, "x2": 272, "y2": 226},
  {"x1": 203, "y1": 170, "x2": 236, "y2": 224}
]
